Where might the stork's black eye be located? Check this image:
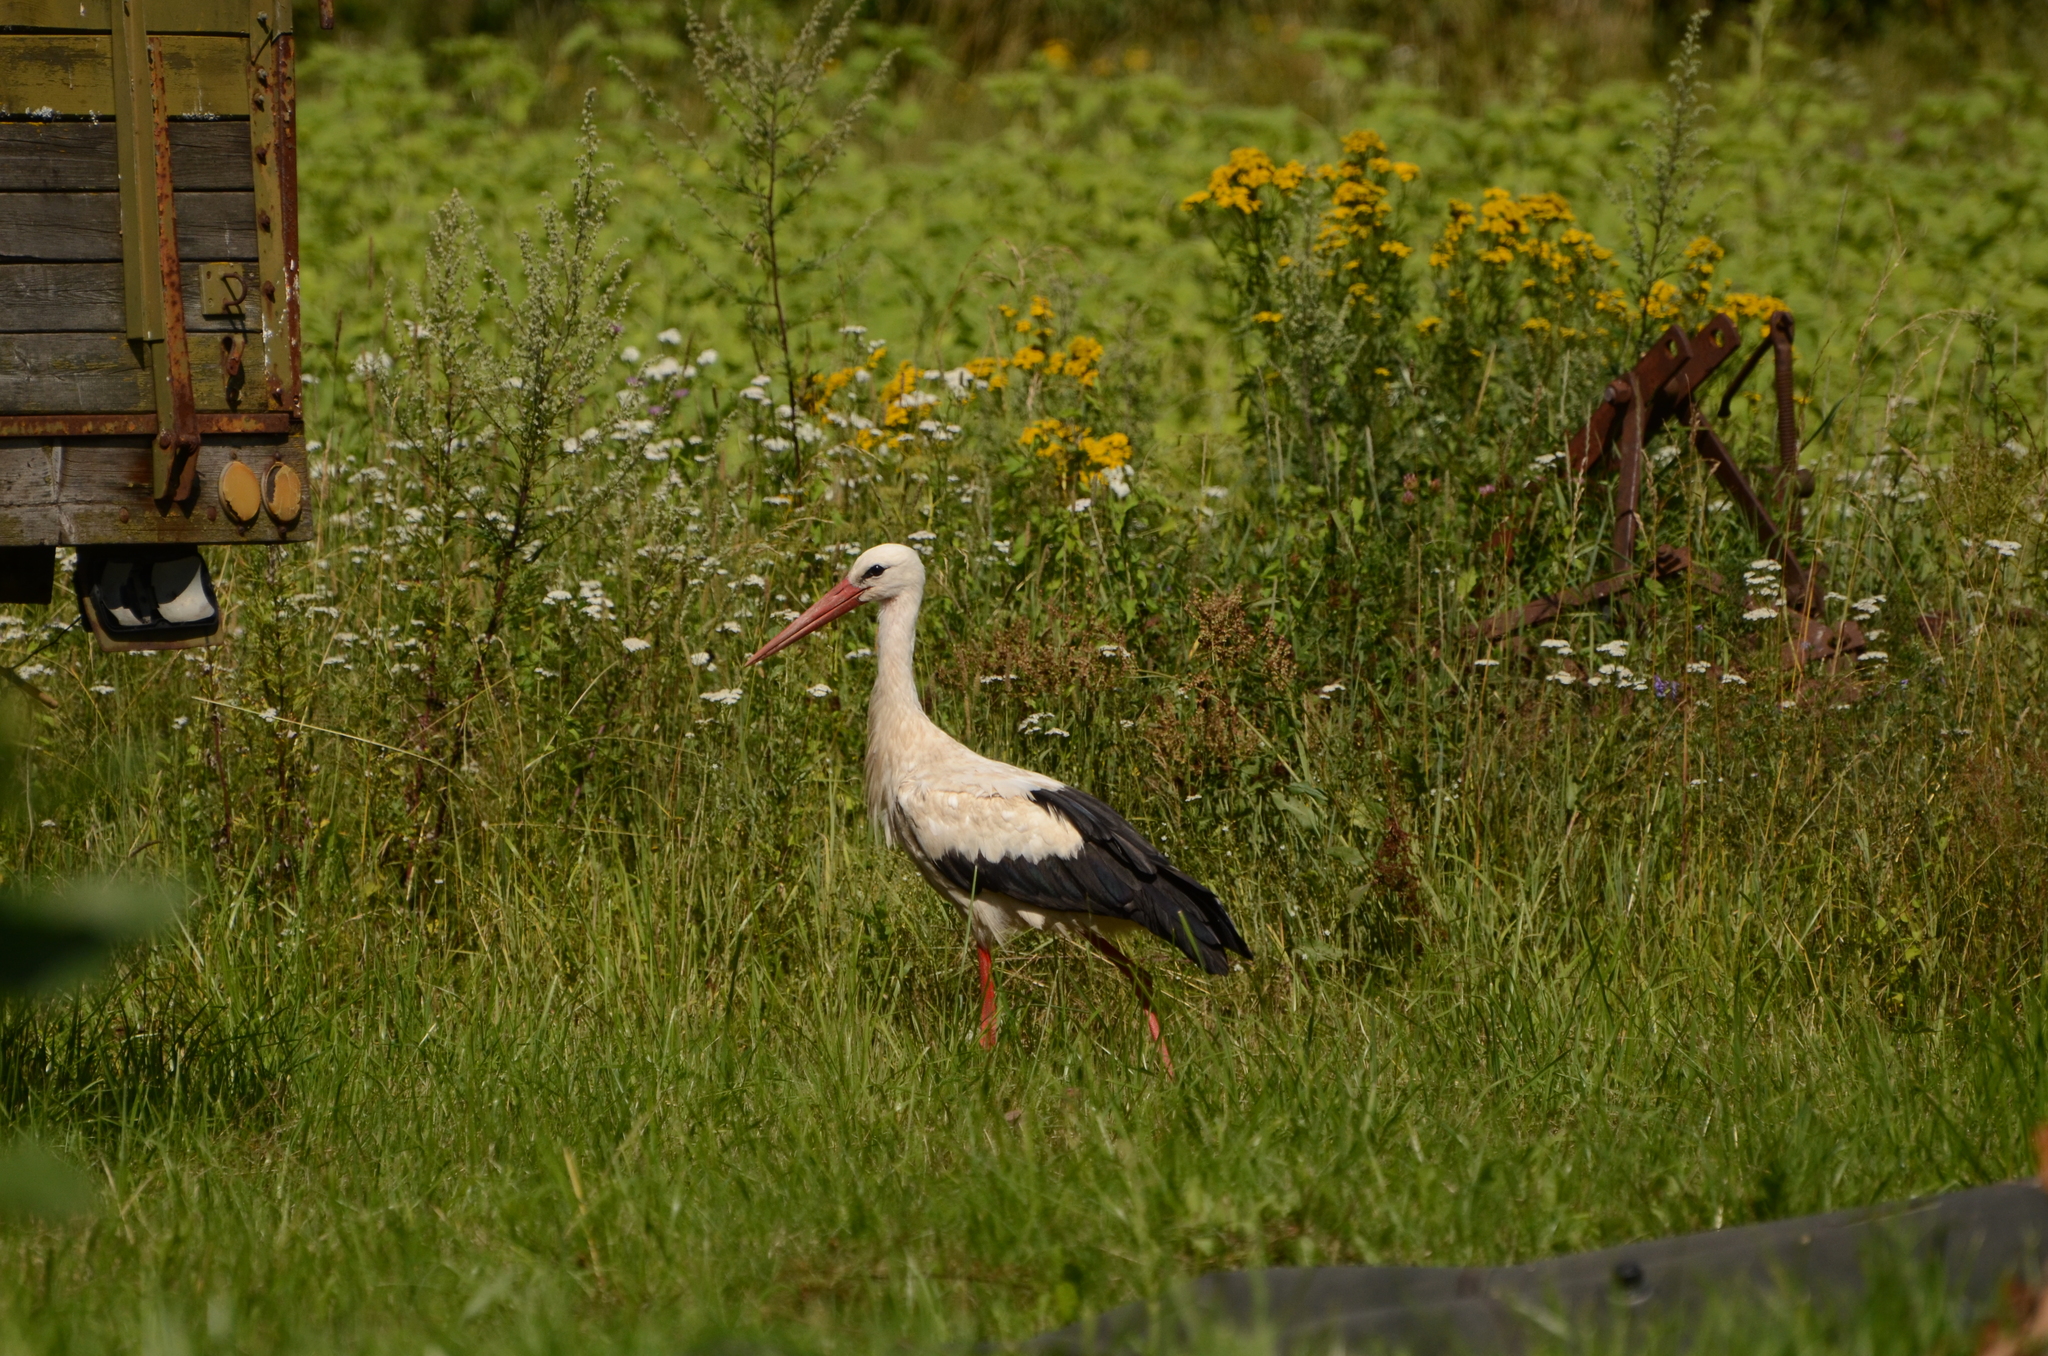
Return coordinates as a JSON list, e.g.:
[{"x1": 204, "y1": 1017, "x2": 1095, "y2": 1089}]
[{"x1": 863, "y1": 564, "x2": 887, "y2": 579}]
